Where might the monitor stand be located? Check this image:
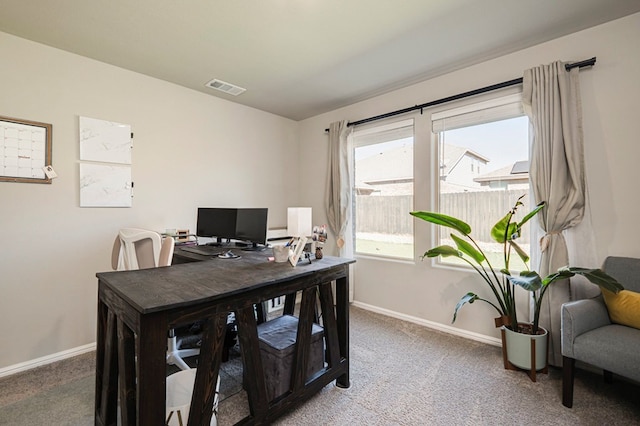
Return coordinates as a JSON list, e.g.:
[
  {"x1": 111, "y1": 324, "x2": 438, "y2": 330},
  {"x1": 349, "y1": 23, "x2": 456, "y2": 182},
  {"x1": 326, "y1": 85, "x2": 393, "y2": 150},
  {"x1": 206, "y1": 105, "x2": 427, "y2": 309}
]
[
  {"x1": 206, "y1": 238, "x2": 231, "y2": 247},
  {"x1": 241, "y1": 242, "x2": 267, "y2": 251}
]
